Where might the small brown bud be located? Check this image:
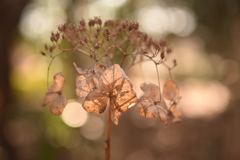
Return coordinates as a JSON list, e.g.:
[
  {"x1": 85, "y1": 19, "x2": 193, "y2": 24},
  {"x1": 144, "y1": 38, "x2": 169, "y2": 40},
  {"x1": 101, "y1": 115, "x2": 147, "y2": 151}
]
[
  {"x1": 88, "y1": 19, "x2": 95, "y2": 27},
  {"x1": 166, "y1": 47, "x2": 172, "y2": 54},
  {"x1": 104, "y1": 20, "x2": 114, "y2": 27},
  {"x1": 94, "y1": 42, "x2": 101, "y2": 49},
  {"x1": 58, "y1": 25, "x2": 63, "y2": 32},
  {"x1": 173, "y1": 59, "x2": 177, "y2": 66},
  {"x1": 49, "y1": 45, "x2": 56, "y2": 53},
  {"x1": 41, "y1": 51, "x2": 46, "y2": 56},
  {"x1": 94, "y1": 17, "x2": 102, "y2": 26},
  {"x1": 44, "y1": 44, "x2": 49, "y2": 51},
  {"x1": 80, "y1": 19, "x2": 86, "y2": 27},
  {"x1": 103, "y1": 28, "x2": 110, "y2": 41},
  {"x1": 160, "y1": 52, "x2": 165, "y2": 59},
  {"x1": 128, "y1": 23, "x2": 139, "y2": 31},
  {"x1": 122, "y1": 20, "x2": 129, "y2": 29},
  {"x1": 82, "y1": 36, "x2": 88, "y2": 43}
]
